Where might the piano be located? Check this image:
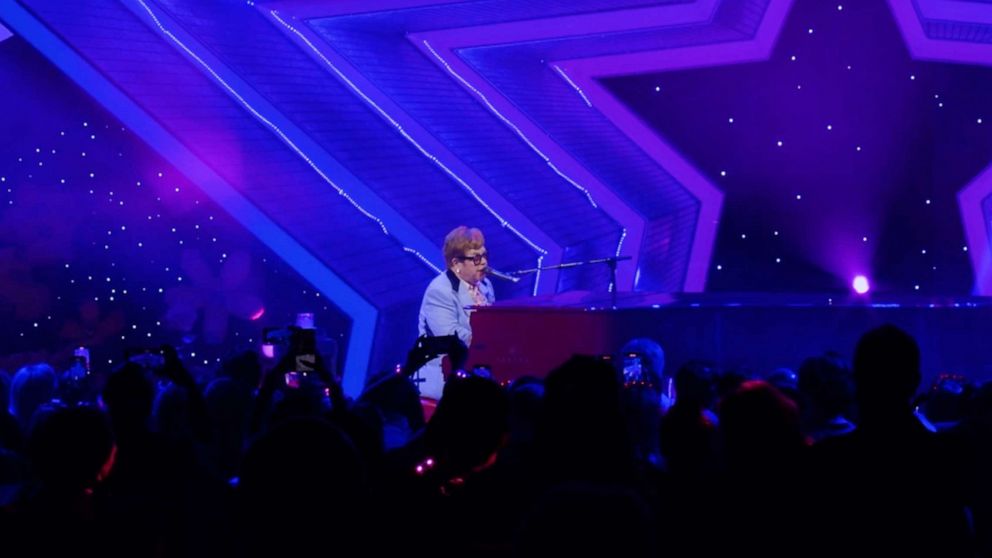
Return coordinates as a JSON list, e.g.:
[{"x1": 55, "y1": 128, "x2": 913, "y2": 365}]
[{"x1": 468, "y1": 290, "x2": 674, "y2": 383}]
